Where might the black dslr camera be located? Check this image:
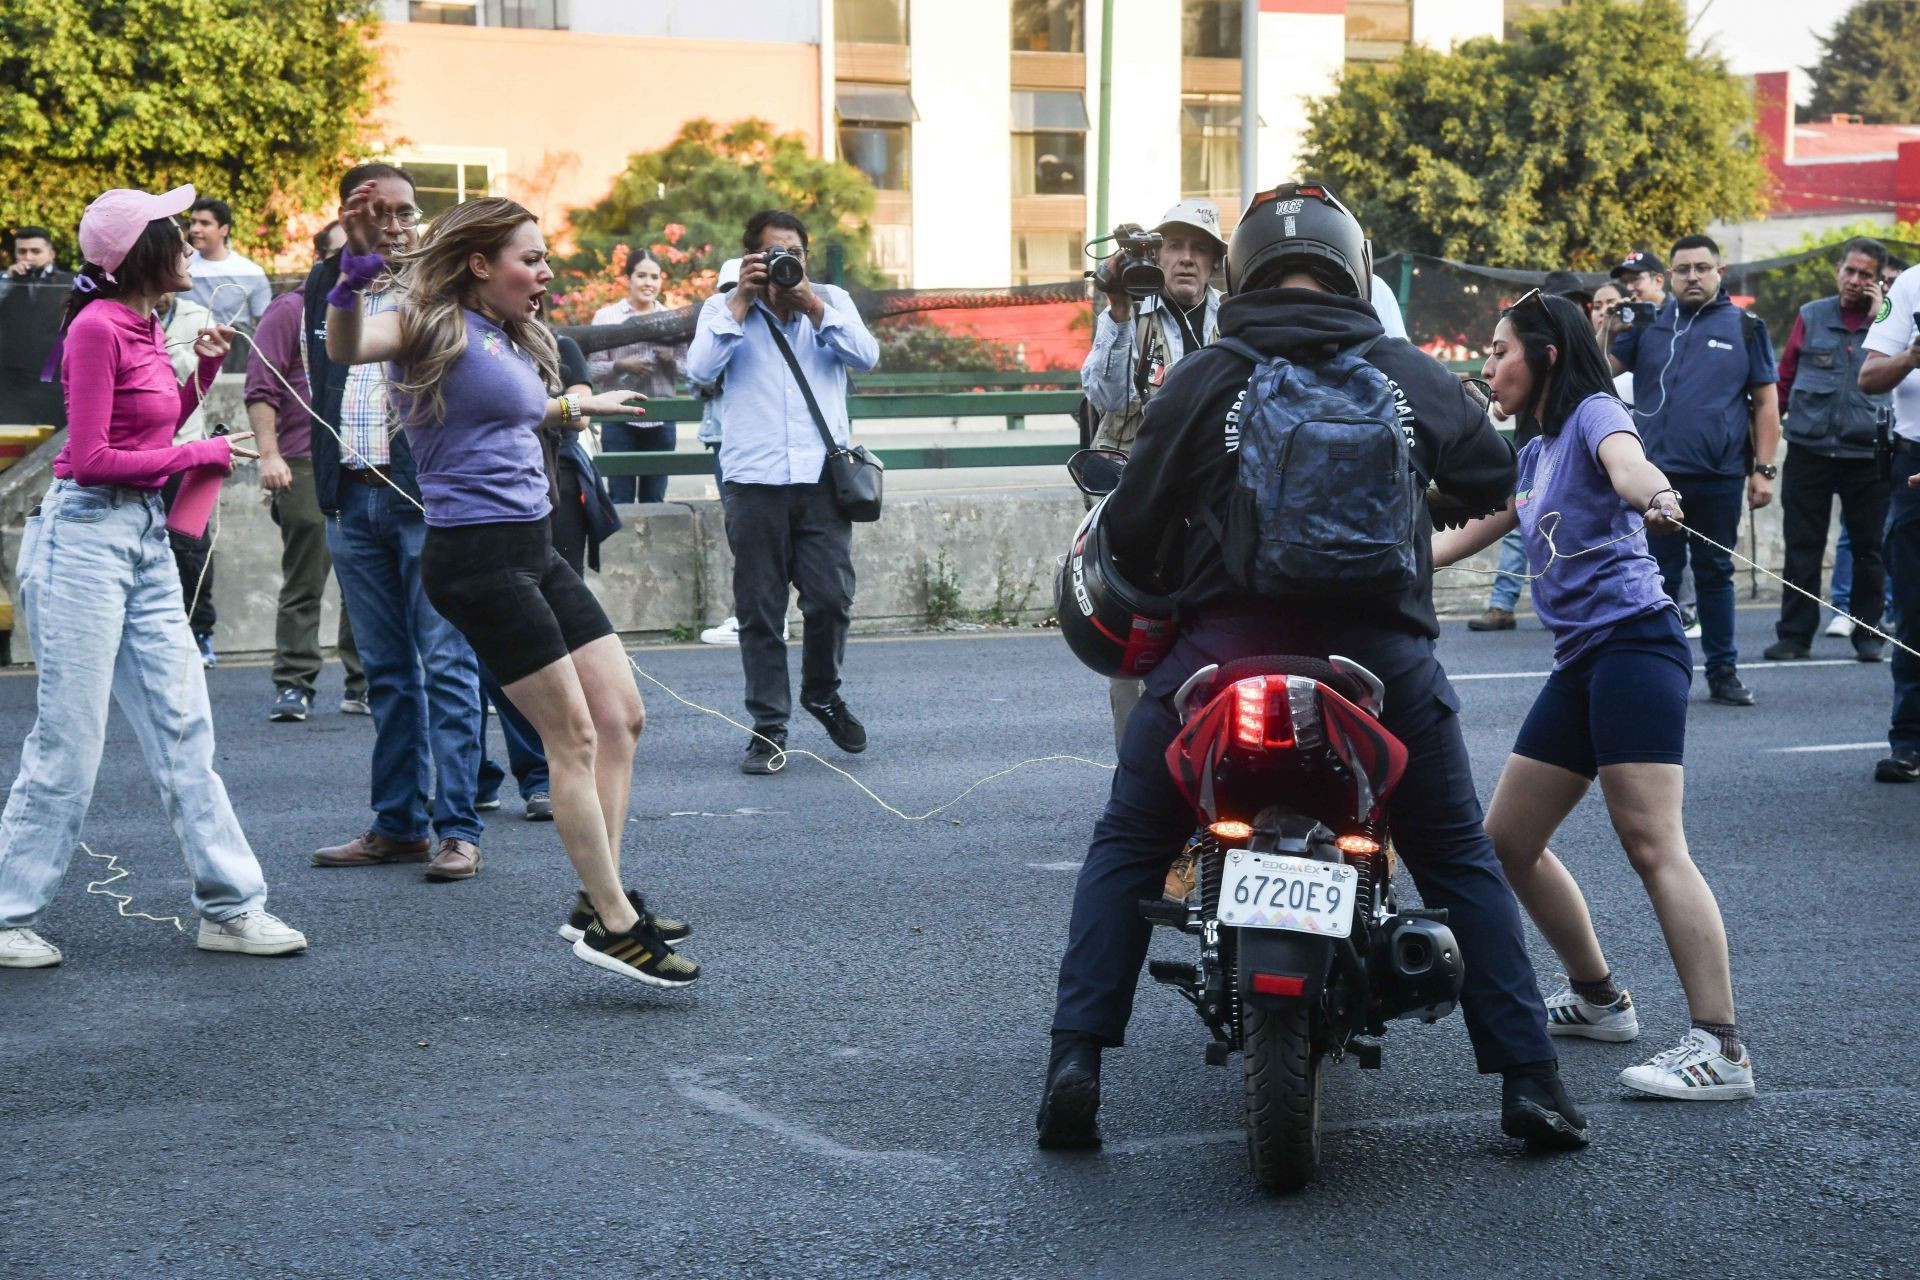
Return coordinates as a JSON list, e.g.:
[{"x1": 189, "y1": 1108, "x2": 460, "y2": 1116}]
[
  {"x1": 1087, "y1": 224, "x2": 1165, "y2": 300},
  {"x1": 762, "y1": 245, "x2": 807, "y2": 289}
]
